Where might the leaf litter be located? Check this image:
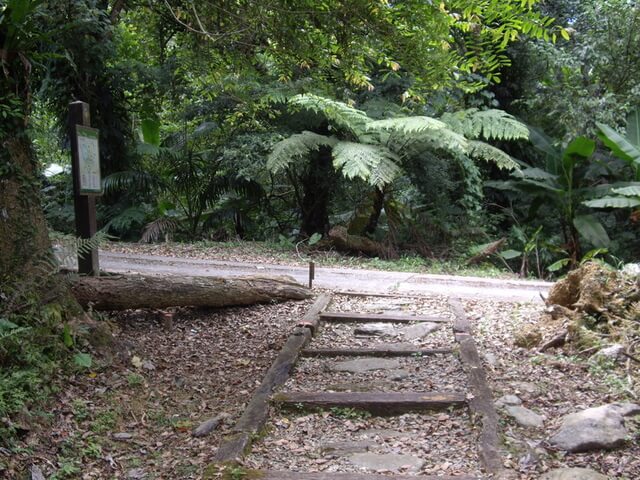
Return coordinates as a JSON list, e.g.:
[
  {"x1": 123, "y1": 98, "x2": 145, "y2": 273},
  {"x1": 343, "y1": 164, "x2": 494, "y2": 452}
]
[{"x1": 4, "y1": 280, "x2": 640, "y2": 479}]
